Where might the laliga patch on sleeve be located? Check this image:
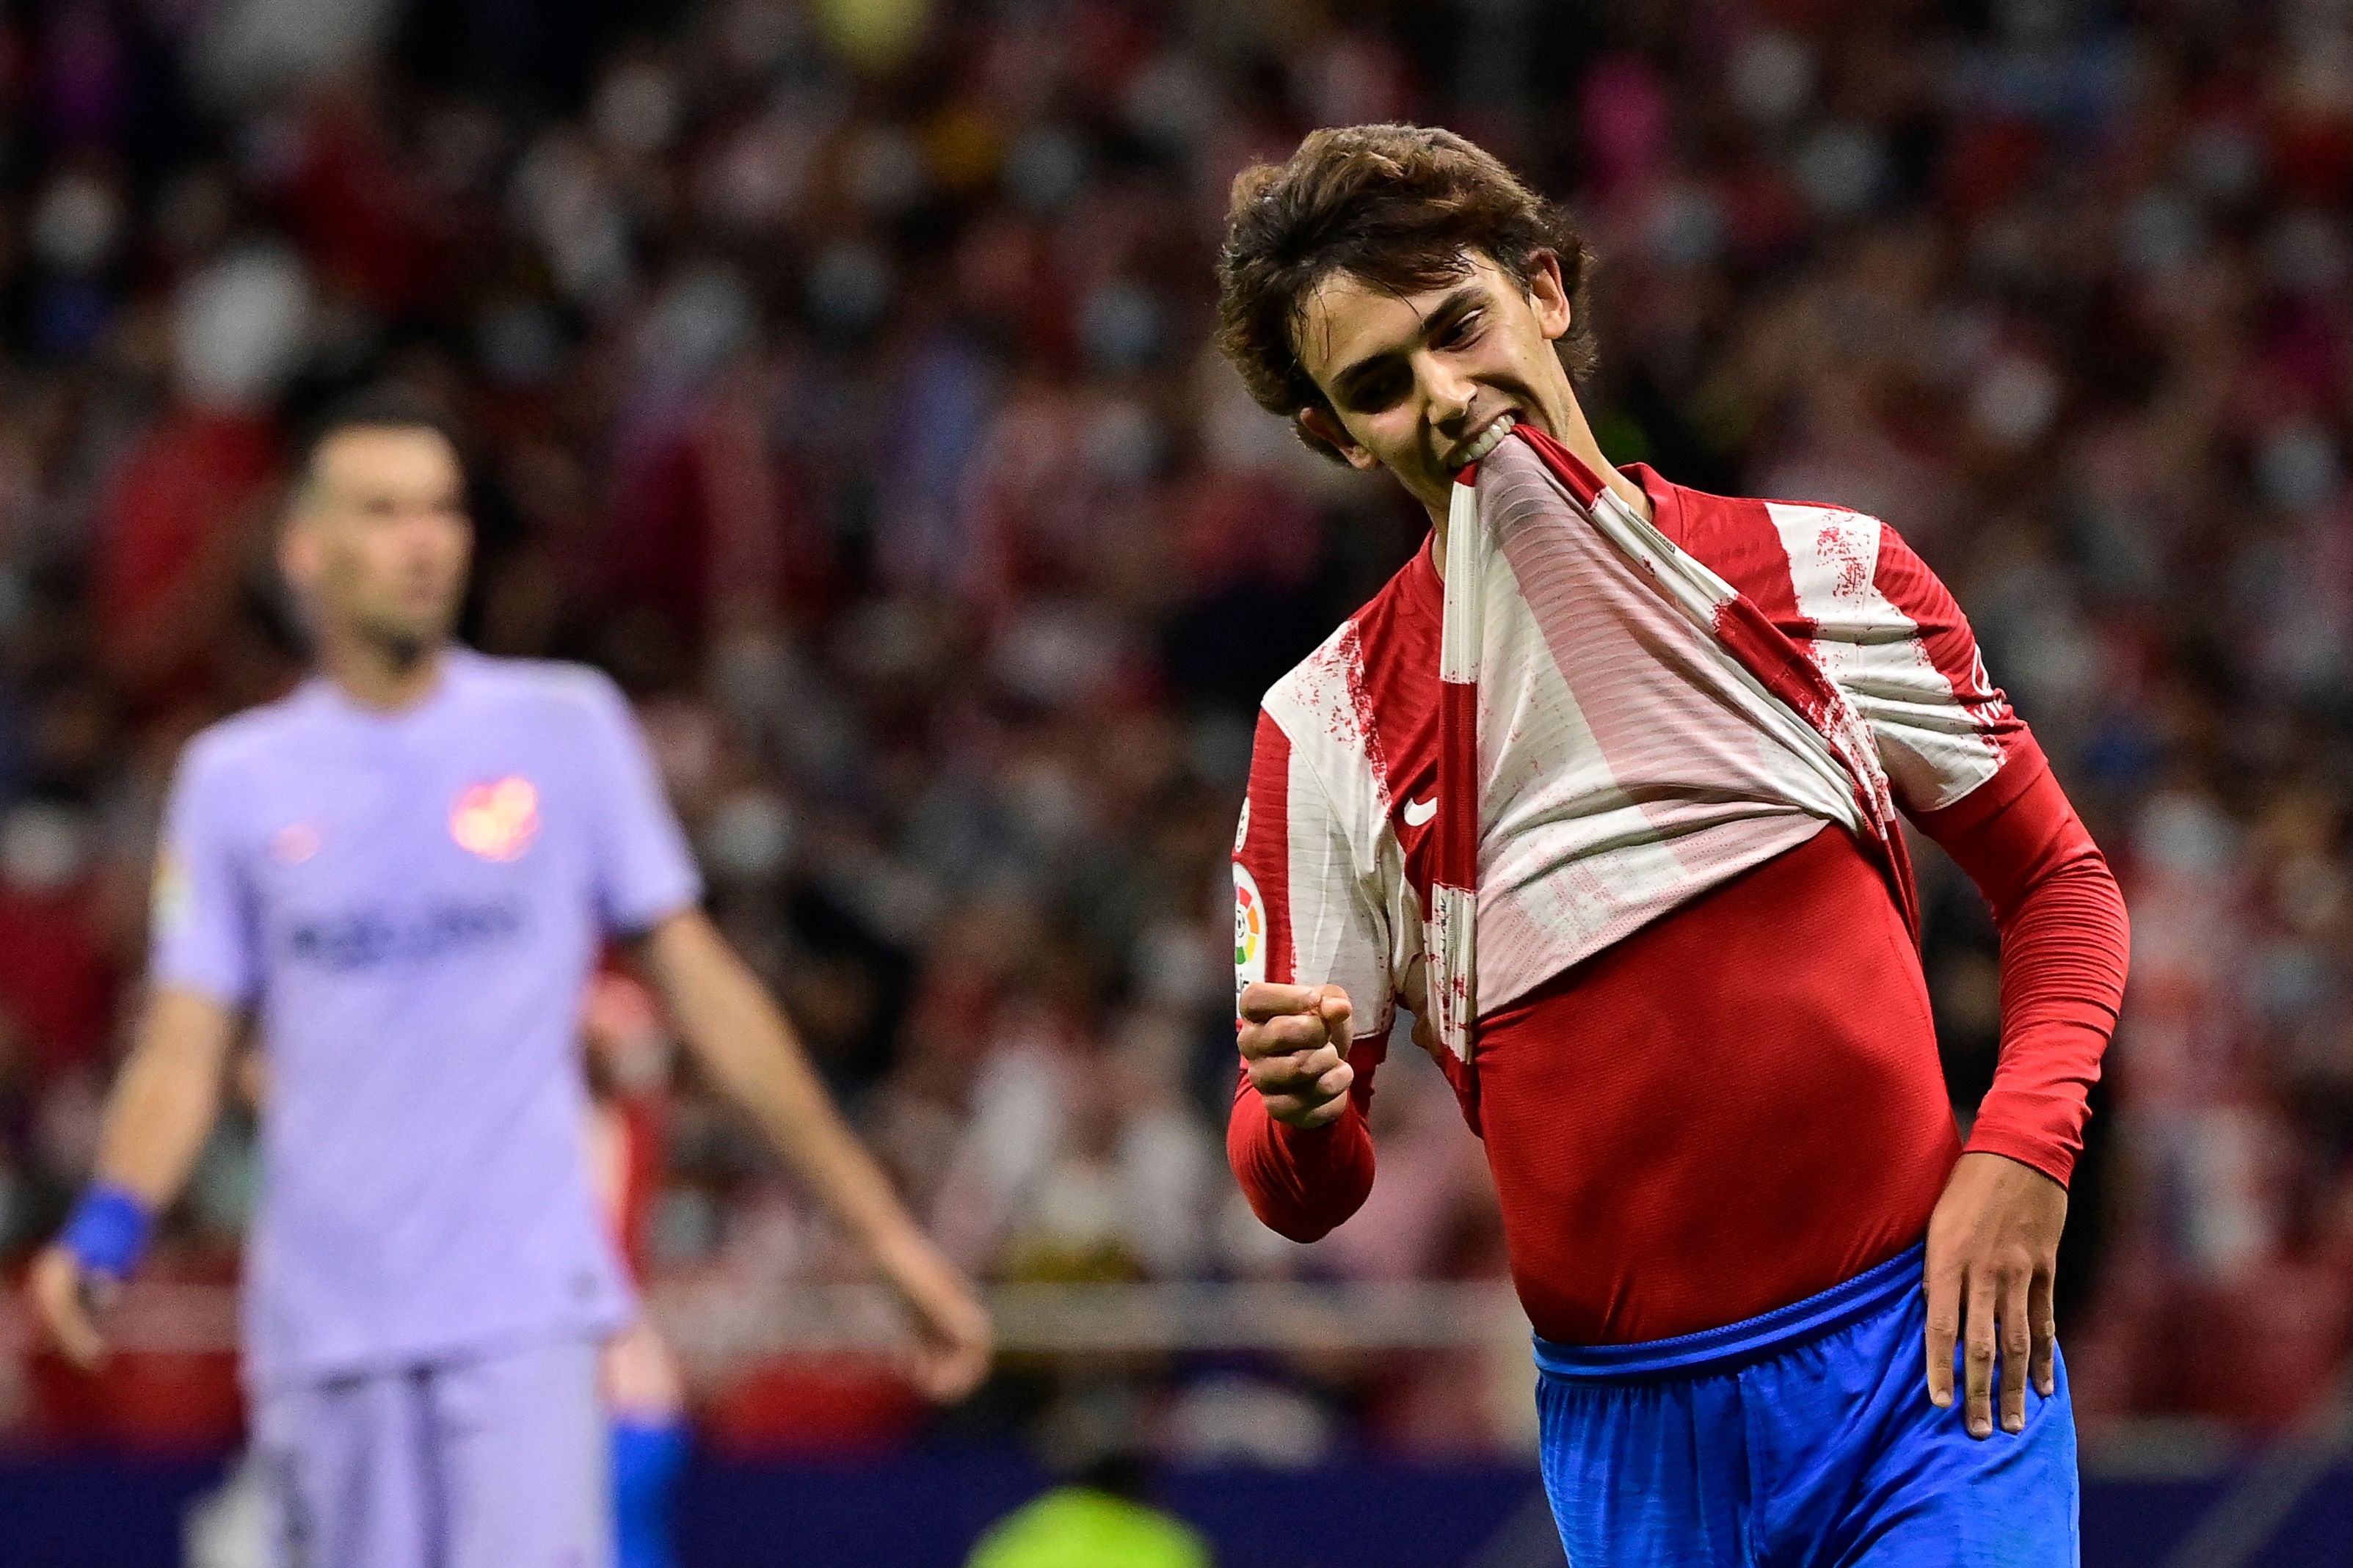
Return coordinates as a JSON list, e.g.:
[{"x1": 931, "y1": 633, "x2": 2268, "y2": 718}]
[{"x1": 1233, "y1": 863, "x2": 1266, "y2": 996}]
